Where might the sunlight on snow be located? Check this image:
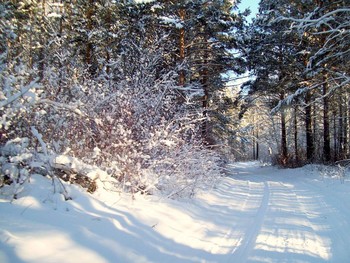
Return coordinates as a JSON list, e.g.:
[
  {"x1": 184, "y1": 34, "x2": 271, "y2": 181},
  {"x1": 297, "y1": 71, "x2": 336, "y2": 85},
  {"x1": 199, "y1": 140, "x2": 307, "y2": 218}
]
[
  {"x1": 255, "y1": 230, "x2": 331, "y2": 260},
  {"x1": 2, "y1": 162, "x2": 350, "y2": 262},
  {"x1": 7, "y1": 231, "x2": 109, "y2": 263},
  {"x1": 252, "y1": 181, "x2": 333, "y2": 261},
  {"x1": 79, "y1": 227, "x2": 152, "y2": 263},
  {"x1": 10, "y1": 195, "x2": 43, "y2": 210}
]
